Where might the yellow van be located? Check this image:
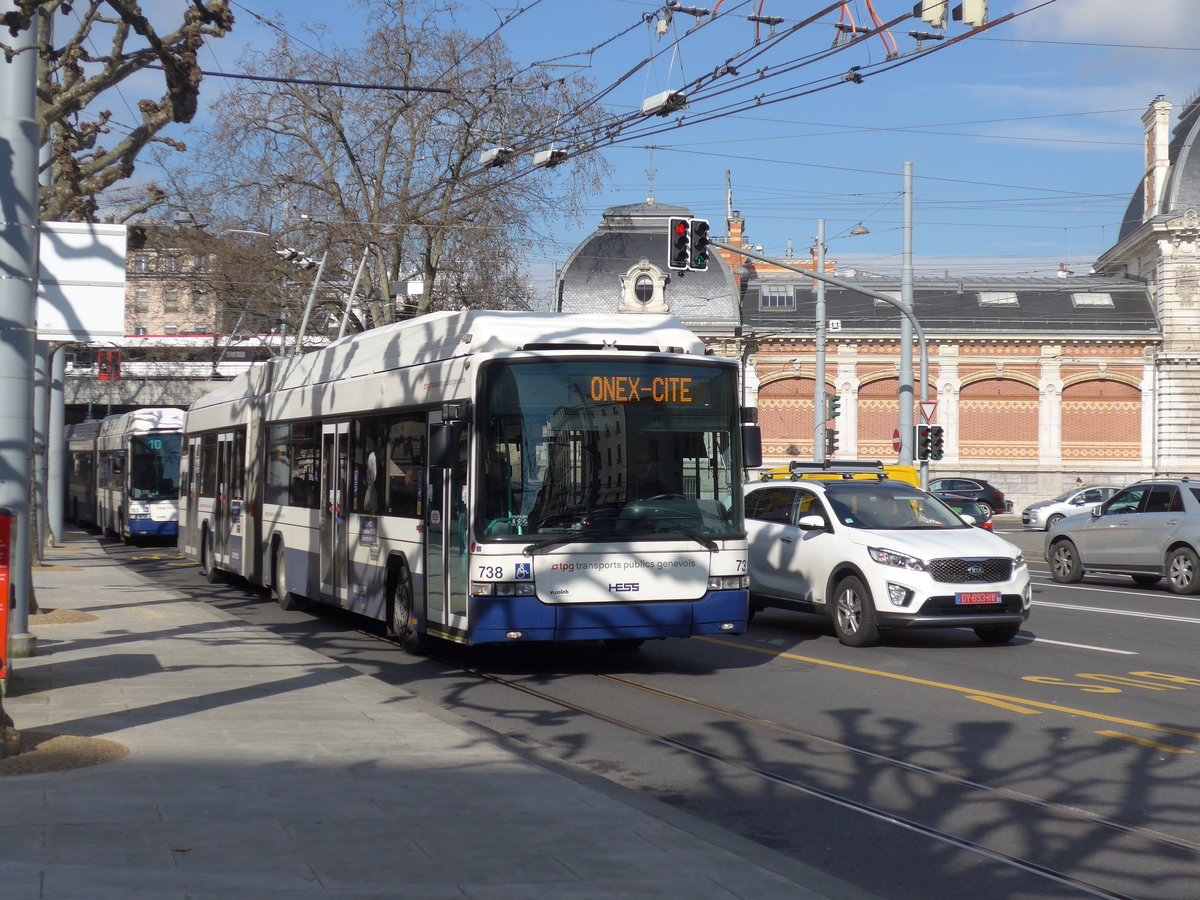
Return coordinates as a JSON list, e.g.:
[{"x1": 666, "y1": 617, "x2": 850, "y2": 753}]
[{"x1": 754, "y1": 460, "x2": 921, "y2": 488}]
